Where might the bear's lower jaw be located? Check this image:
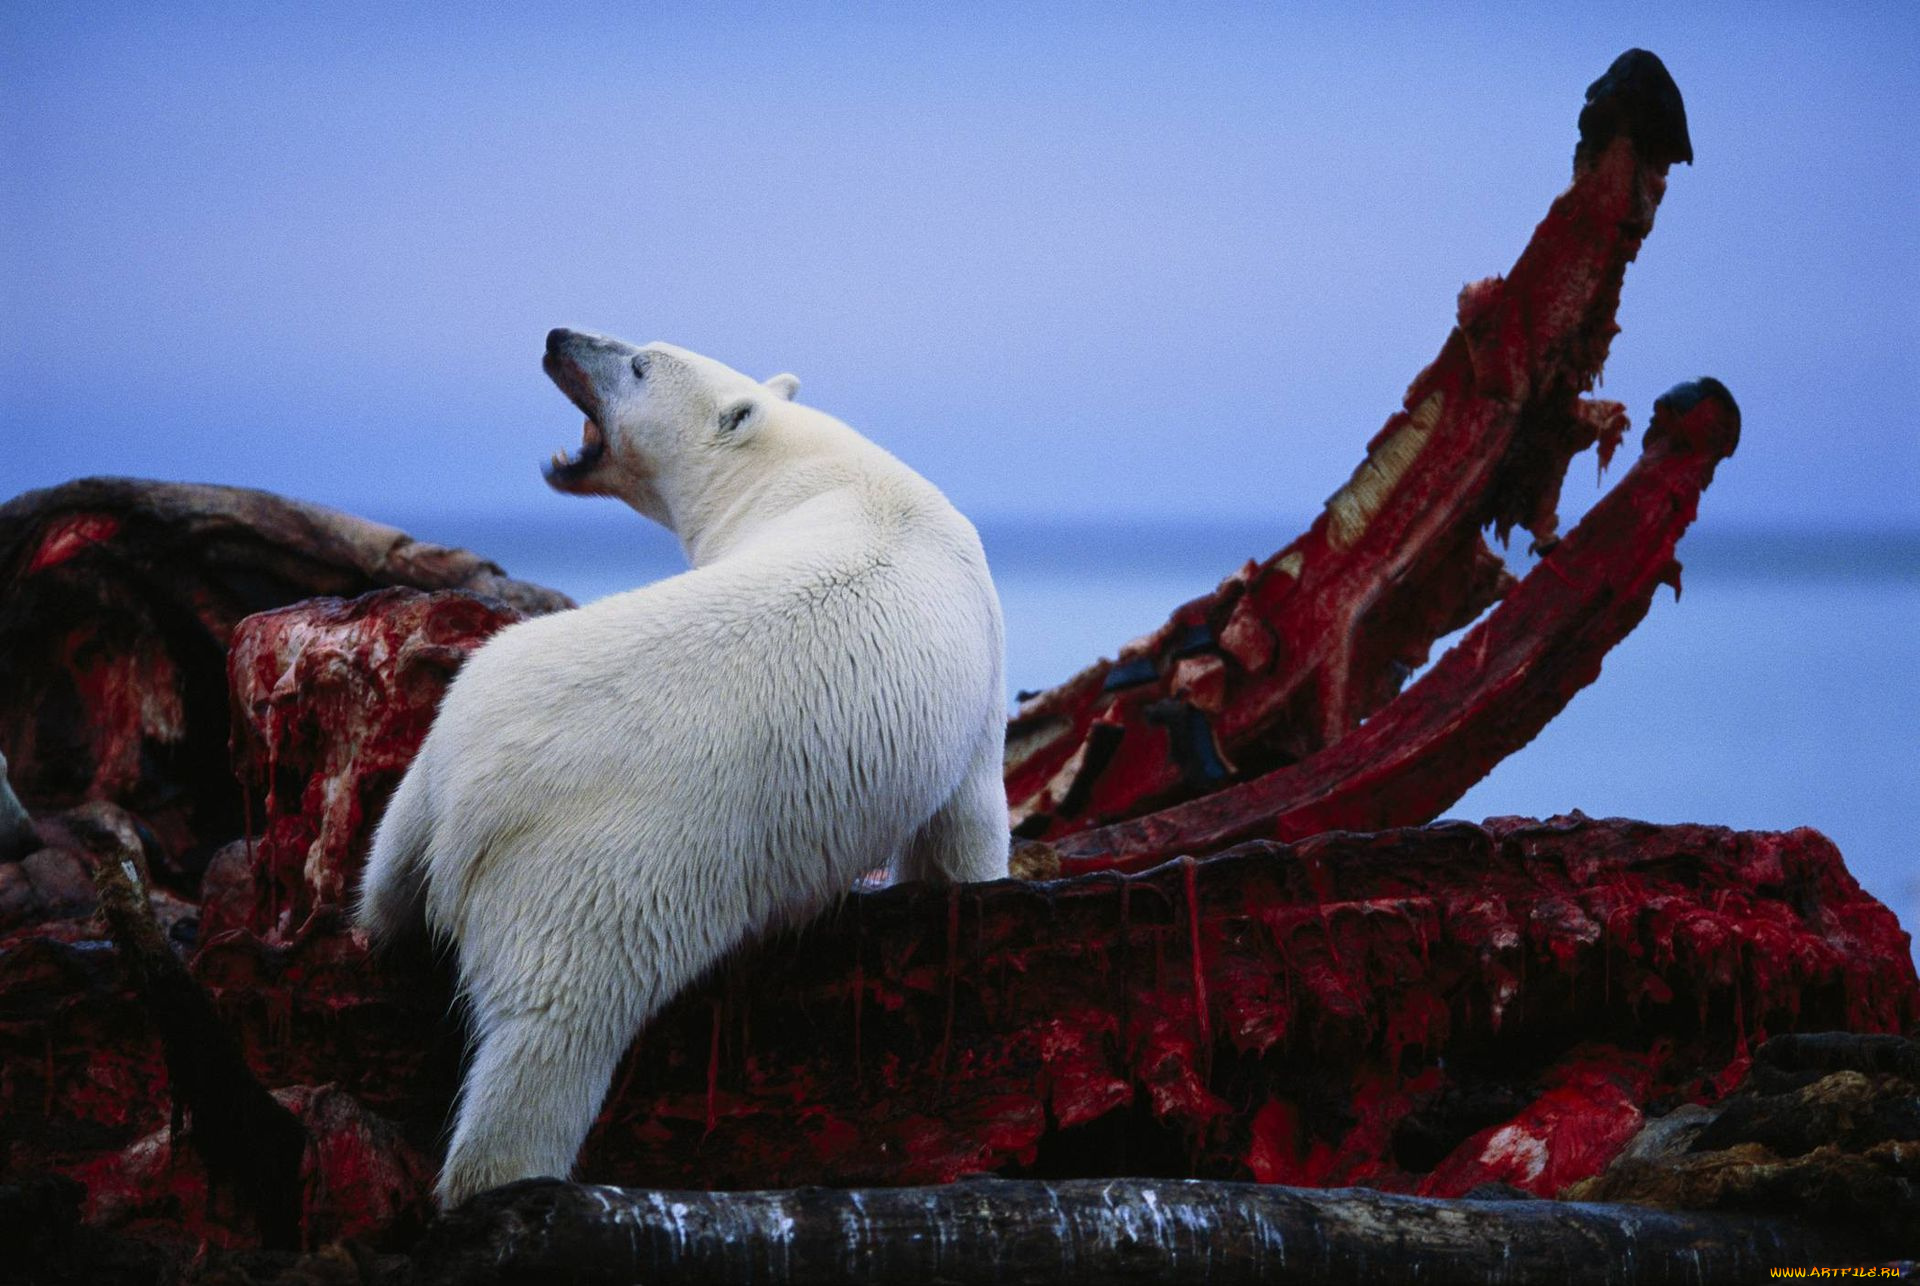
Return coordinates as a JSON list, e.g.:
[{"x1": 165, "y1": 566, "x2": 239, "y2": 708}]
[{"x1": 543, "y1": 417, "x2": 608, "y2": 492}]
